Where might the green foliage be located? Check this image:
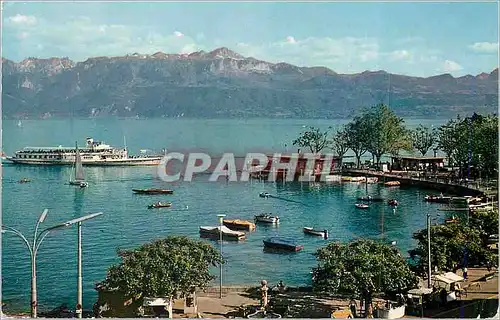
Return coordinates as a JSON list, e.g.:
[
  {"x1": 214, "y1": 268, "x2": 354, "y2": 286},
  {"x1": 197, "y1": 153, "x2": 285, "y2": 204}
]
[
  {"x1": 313, "y1": 239, "x2": 417, "y2": 299},
  {"x1": 469, "y1": 209, "x2": 499, "y2": 238},
  {"x1": 97, "y1": 236, "x2": 224, "y2": 300},
  {"x1": 411, "y1": 218, "x2": 496, "y2": 274},
  {"x1": 411, "y1": 125, "x2": 437, "y2": 156},
  {"x1": 437, "y1": 113, "x2": 498, "y2": 178},
  {"x1": 330, "y1": 126, "x2": 349, "y2": 157},
  {"x1": 363, "y1": 104, "x2": 408, "y2": 164},
  {"x1": 292, "y1": 126, "x2": 330, "y2": 153},
  {"x1": 345, "y1": 116, "x2": 370, "y2": 168}
]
